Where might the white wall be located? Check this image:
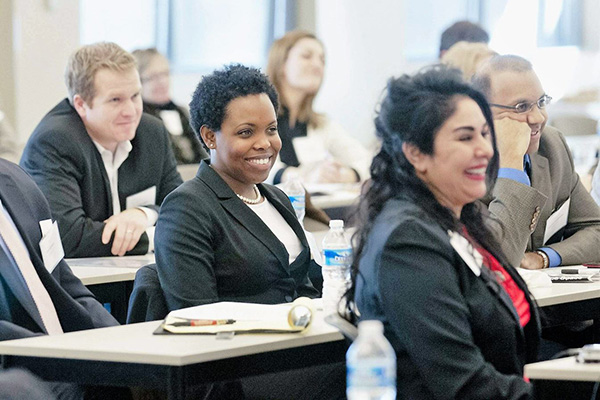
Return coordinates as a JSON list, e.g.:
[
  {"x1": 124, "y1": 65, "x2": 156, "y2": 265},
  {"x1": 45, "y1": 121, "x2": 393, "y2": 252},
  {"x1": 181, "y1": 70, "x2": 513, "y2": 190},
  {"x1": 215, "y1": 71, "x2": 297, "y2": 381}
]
[
  {"x1": 4, "y1": 0, "x2": 600, "y2": 149},
  {"x1": 2, "y1": 0, "x2": 79, "y2": 145},
  {"x1": 314, "y1": 0, "x2": 409, "y2": 147}
]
